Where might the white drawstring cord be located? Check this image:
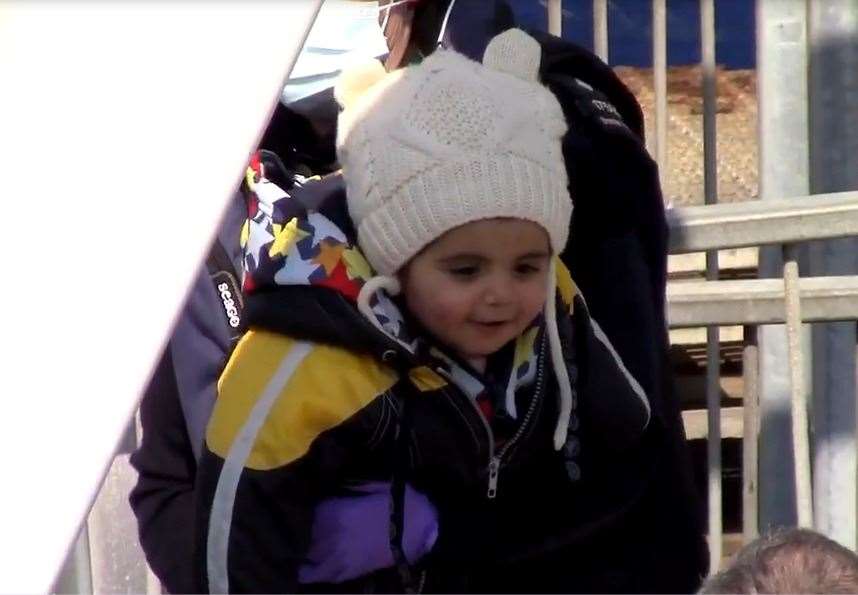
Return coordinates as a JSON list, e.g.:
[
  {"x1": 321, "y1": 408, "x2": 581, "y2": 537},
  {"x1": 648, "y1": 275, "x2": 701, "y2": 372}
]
[
  {"x1": 357, "y1": 274, "x2": 402, "y2": 335},
  {"x1": 545, "y1": 260, "x2": 574, "y2": 450}
]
